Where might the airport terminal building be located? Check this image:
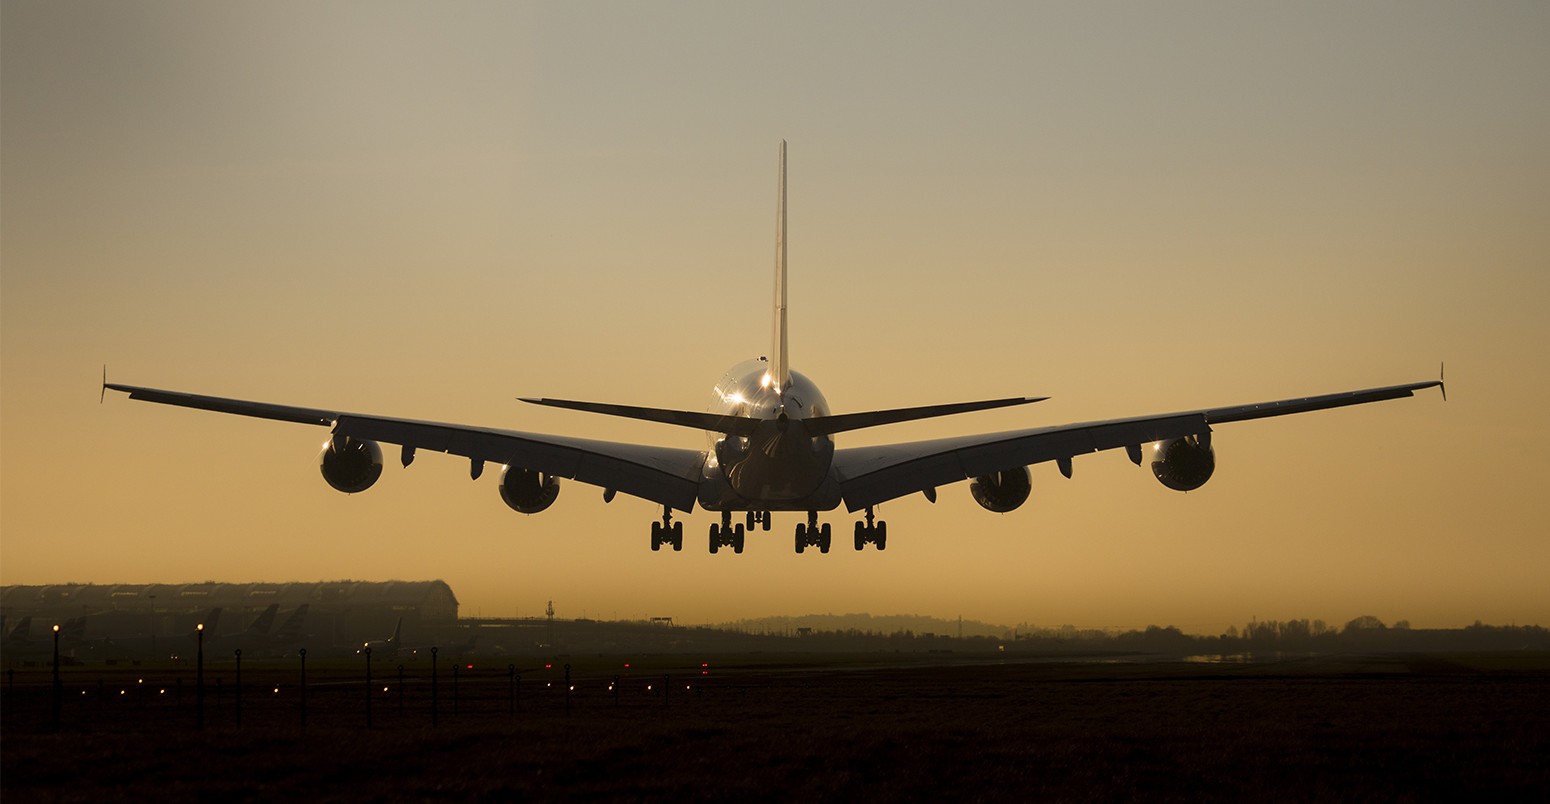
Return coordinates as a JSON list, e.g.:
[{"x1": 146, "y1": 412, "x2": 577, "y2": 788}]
[{"x1": 1, "y1": 581, "x2": 458, "y2": 655}]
